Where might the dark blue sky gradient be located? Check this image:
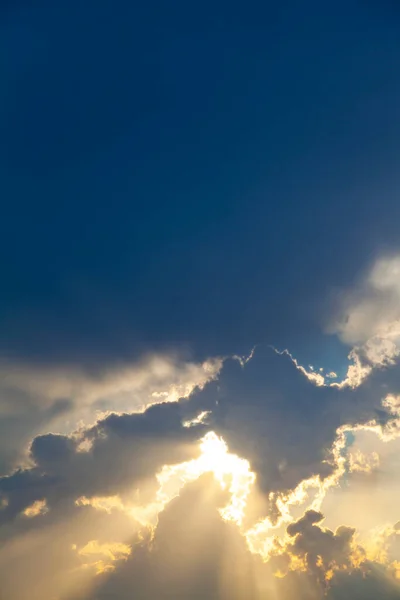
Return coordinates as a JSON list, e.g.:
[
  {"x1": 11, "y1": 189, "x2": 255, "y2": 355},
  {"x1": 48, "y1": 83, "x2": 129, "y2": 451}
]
[{"x1": 2, "y1": 1, "x2": 400, "y2": 368}]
